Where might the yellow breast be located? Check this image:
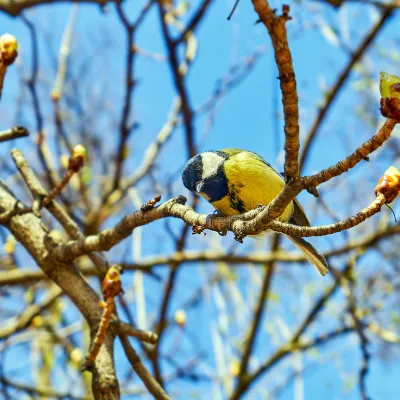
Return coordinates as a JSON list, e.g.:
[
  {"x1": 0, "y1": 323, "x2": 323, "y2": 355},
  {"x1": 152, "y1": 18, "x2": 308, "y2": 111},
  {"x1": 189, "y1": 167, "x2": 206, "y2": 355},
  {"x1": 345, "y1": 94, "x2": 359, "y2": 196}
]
[{"x1": 210, "y1": 151, "x2": 294, "y2": 221}]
